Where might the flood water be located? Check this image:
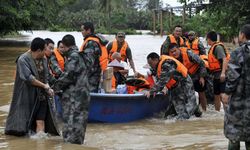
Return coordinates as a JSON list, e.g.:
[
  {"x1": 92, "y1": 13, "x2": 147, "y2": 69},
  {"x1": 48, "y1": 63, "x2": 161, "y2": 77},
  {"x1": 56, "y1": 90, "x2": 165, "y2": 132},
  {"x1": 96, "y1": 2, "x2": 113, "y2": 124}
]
[{"x1": 0, "y1": 31, "x2": 240, "y2": 150}]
